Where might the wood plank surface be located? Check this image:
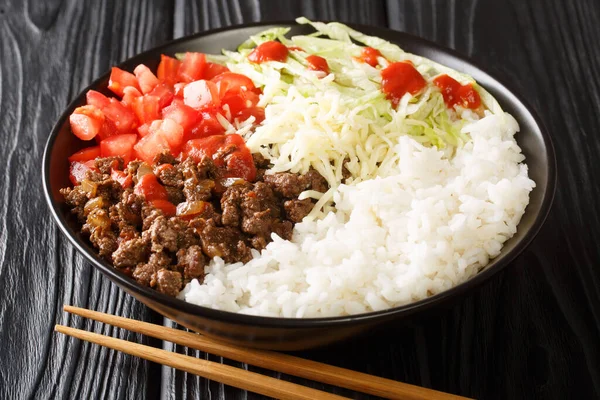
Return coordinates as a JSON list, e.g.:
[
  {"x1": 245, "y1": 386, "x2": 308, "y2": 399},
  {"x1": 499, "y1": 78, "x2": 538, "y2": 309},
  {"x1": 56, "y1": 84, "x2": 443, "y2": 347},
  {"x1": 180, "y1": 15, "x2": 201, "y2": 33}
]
[{"x1": 0, "y1": 0, "x2": 598, "y2": 399}]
